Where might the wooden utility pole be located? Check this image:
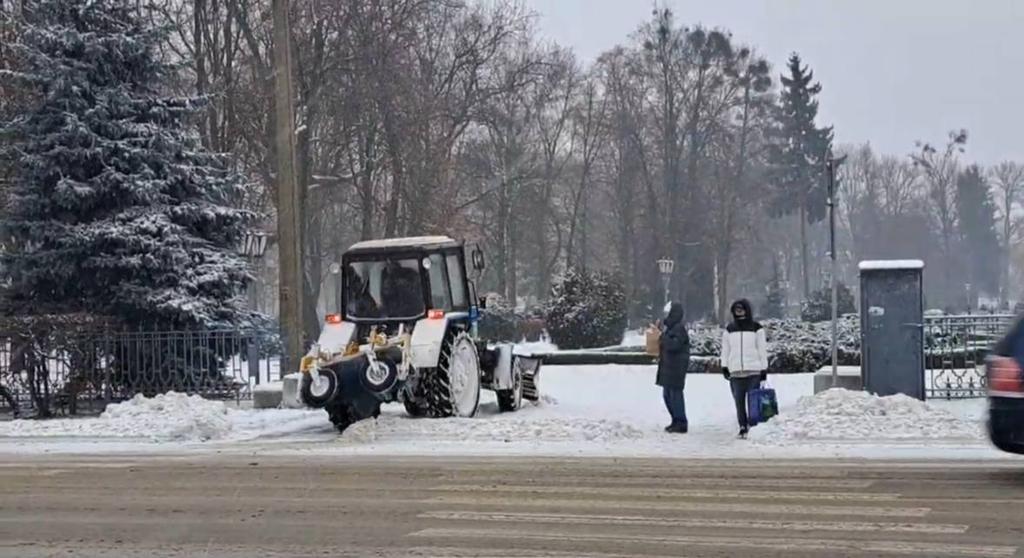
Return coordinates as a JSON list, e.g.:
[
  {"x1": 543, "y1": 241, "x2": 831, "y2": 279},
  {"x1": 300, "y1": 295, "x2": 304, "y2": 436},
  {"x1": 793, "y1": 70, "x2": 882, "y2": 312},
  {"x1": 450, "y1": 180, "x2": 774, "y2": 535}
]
[{"x1": 272, "y1": 0, "x2": 305, "y2": 377}]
